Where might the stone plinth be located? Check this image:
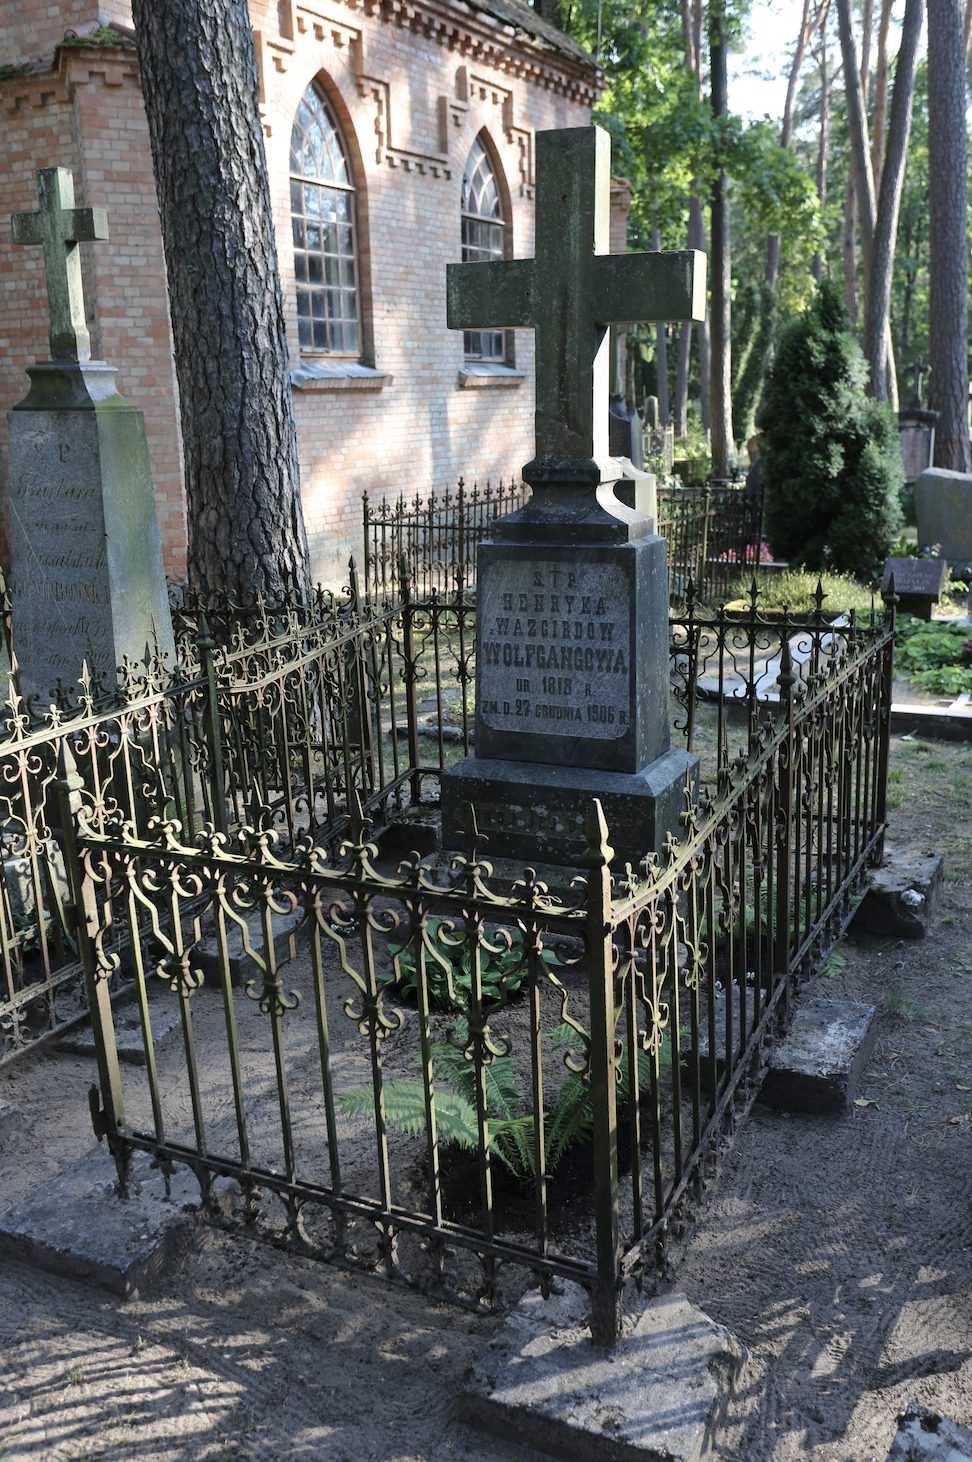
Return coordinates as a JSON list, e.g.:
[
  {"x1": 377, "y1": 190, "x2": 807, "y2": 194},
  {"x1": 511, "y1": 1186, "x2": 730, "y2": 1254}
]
[
  {"x1": 0, "y1": 1146, "x2": 231, "y2": 1297},
  {"x1": 442, "y1": 749, "x2": 695, "y2": 868},
  {"x1": 458, "y1": 1282, "x2": 747, "y2": 1462},
  {"x1": 760, "y1": 999, "x2": 877, "y2": 1114},
  {"x1": 914, "y1": 467, "x2": 972, "y2": 568},
  {"x1": 6, "y1": 361, "x2": 175, "y2": 708}
]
